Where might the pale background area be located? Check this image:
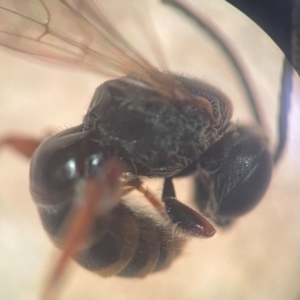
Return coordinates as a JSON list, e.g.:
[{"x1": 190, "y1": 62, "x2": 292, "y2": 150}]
[{"x1": 0, "y1": 0, "x2": 300, "y2": 299}]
